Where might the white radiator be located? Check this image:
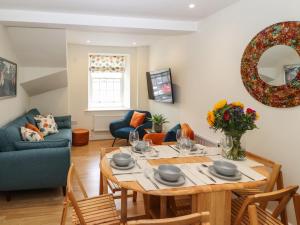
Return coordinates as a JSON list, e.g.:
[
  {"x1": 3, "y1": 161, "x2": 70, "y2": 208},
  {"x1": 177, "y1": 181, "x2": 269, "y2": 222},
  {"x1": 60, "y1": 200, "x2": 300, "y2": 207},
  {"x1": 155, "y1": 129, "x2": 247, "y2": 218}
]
[{"x1": 93, "y1": 115, "x2": 123, "y2": 132}]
